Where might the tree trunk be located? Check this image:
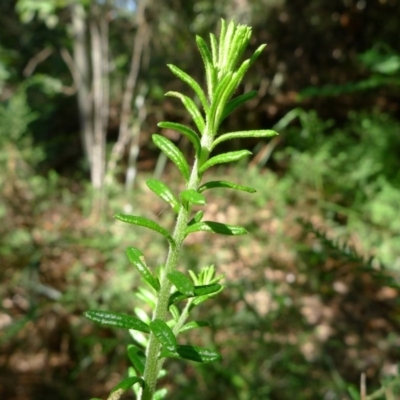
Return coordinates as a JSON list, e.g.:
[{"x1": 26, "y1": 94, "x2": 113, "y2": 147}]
[
  {"x1": 105, "y1": 0, "x2": 149, "y2": 187},
  {"x1": 90, "y1": 13, "x2": 105, "y2": 191},
  {"x1": 70, "y1": 1, "x2": 93, "y2": 166},
  {"x1": 69, "y1": 1, "x2": 110, "y2": 216},
  {"x1": 89, "y1": 3, "x2": 110, "y2": 216}
]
